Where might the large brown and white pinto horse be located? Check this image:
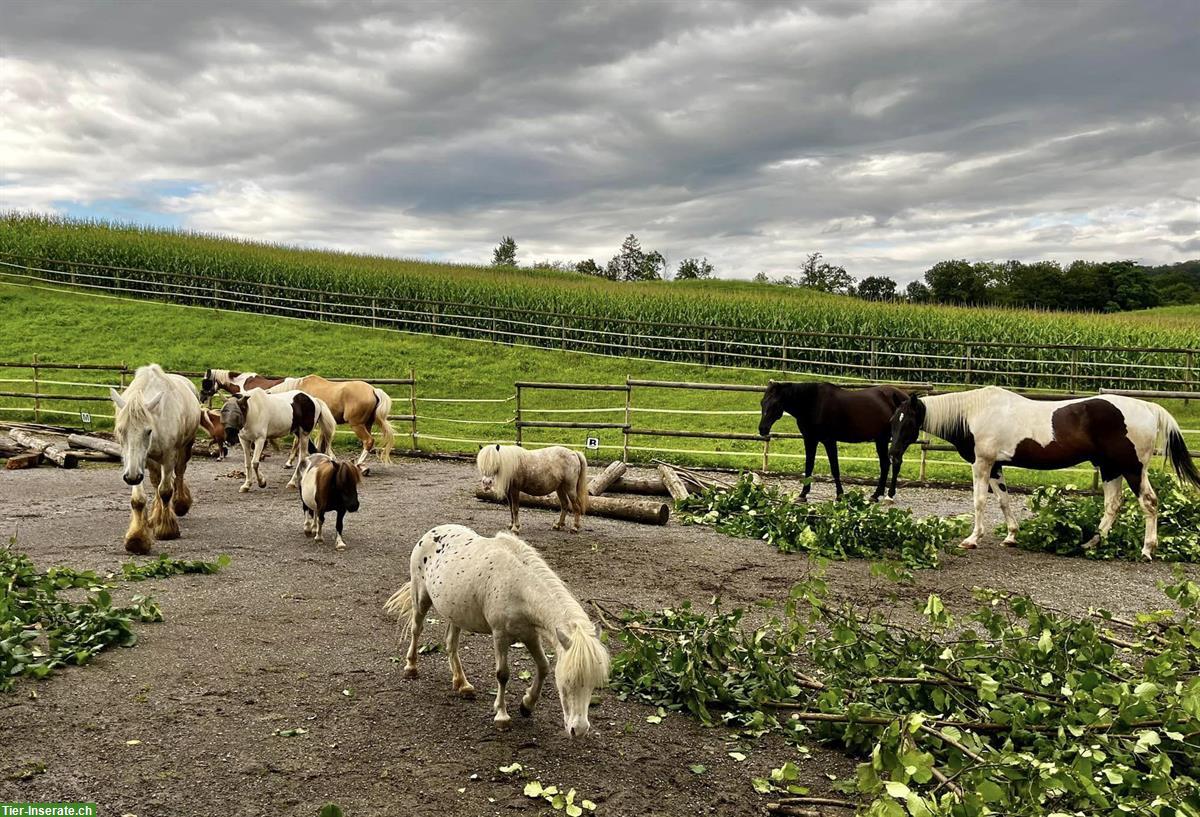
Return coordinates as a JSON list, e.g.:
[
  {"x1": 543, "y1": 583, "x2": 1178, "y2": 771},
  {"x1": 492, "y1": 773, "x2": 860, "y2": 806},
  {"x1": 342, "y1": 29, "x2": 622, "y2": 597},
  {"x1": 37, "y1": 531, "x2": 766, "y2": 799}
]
[
  {"x1": 109, "y1": 364, "x2": 201, "y2": 553},
  {"x1": 199, "y1": 369, "x2": 284, "y2": 402},
  {"x1": 888, "y1": 386, "x2": 1200, "y2": 558},
  {"x1": 269, "y1": 375, "x2": 394, "y2": 469}
]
